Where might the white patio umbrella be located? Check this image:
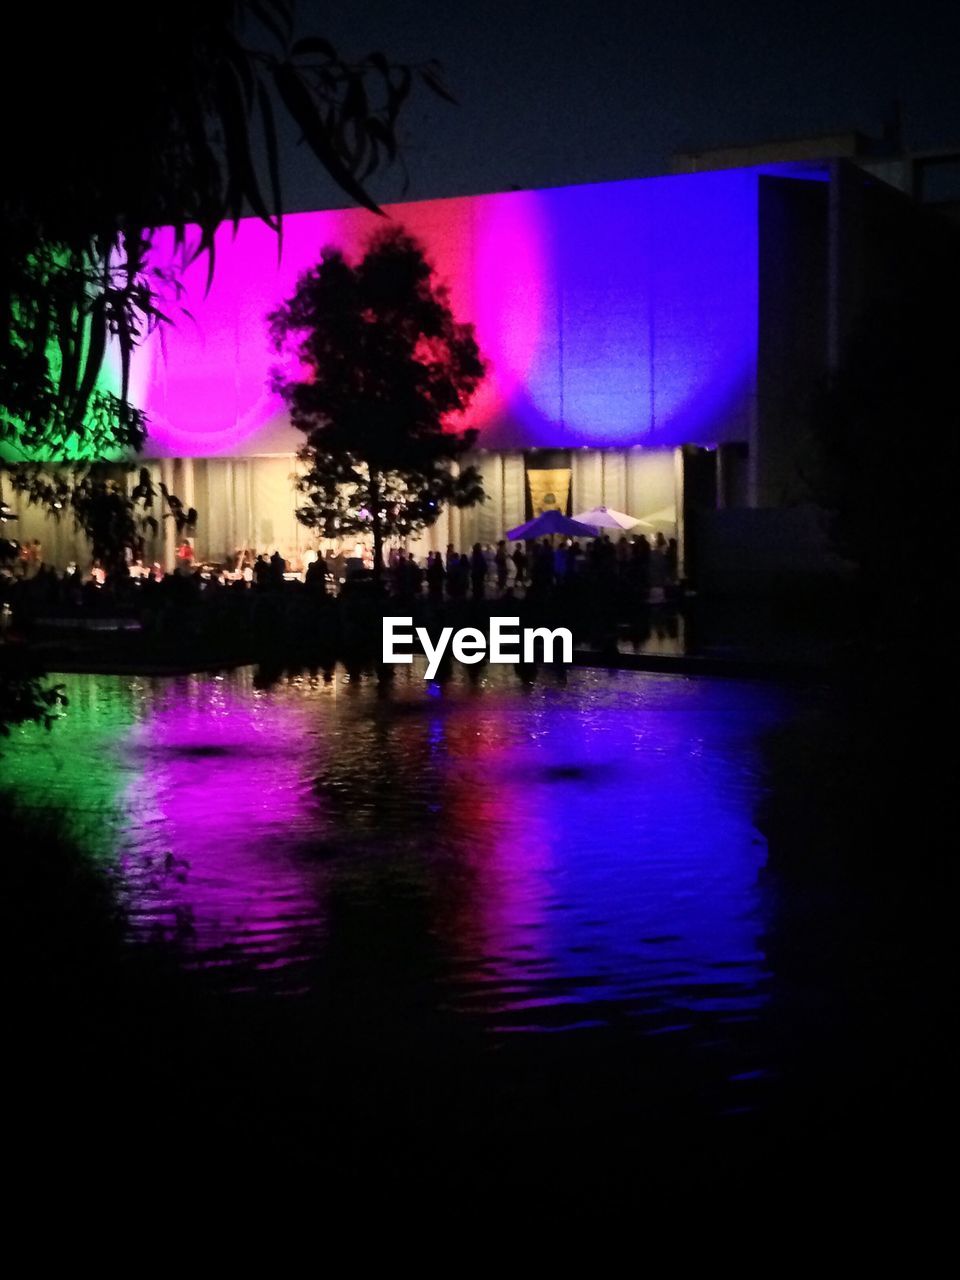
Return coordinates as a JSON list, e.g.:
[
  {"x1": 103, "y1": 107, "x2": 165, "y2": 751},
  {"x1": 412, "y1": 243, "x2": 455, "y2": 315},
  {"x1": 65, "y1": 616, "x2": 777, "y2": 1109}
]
[{"x1": 571, "y1": 505, "x2": 639, "y2": 531}]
